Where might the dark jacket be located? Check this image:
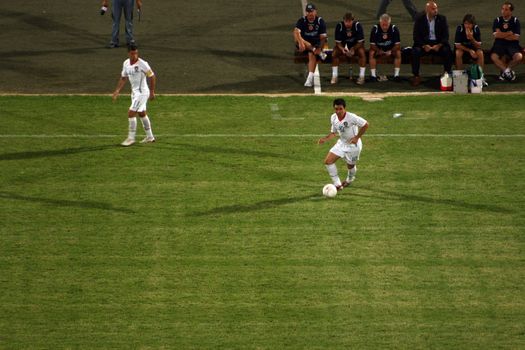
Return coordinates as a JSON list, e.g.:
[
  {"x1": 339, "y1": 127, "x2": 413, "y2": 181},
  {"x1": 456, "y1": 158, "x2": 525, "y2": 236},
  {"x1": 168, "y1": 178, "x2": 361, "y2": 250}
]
[{"x1": 413, "y1": 13, "x2": 450, "y2": 47}]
